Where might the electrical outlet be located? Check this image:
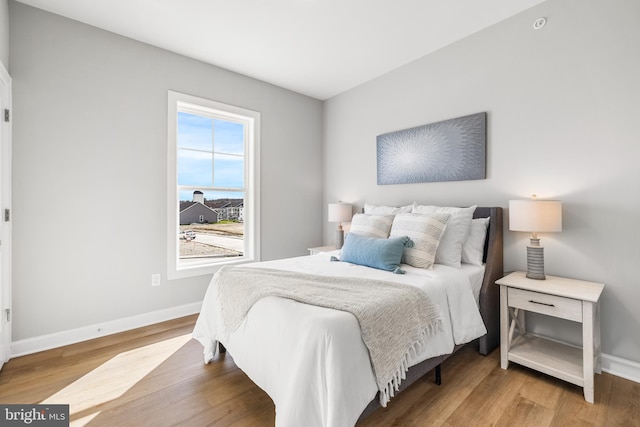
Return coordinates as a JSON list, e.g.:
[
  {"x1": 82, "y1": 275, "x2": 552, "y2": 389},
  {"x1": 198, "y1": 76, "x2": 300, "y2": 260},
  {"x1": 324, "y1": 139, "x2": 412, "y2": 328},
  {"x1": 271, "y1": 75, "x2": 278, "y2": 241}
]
[{"x1": 151, "y1": 273, "x2": 161, "y2": 287}]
